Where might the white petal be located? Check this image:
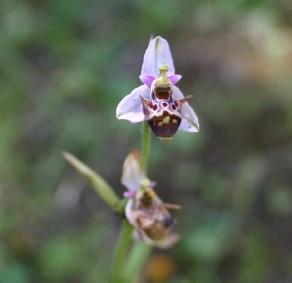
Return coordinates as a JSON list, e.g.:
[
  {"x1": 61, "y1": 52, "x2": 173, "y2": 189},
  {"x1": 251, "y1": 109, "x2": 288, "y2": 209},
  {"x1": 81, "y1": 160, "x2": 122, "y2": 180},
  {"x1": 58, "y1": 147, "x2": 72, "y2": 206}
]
[
  {"x1": 141, "y1": 36, "x2": 175, "y2": 78},
  {"x1": 121, "y1": 150, "x2": 146, "y2": 192},
  {"x1": 172, "y1": 86, "x2": 199, "y2": 132},
  {"x1": 116, "y1": 85, "x2": 150, "y2": 123}
]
